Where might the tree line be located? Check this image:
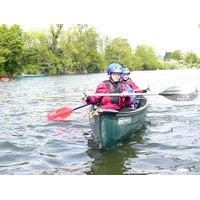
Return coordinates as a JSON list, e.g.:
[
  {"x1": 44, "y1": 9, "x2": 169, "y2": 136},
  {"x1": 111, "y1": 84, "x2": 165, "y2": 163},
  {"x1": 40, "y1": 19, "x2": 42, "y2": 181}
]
[{"x1": 1, "y1": 24, "x2": 200, "y2": 78}]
